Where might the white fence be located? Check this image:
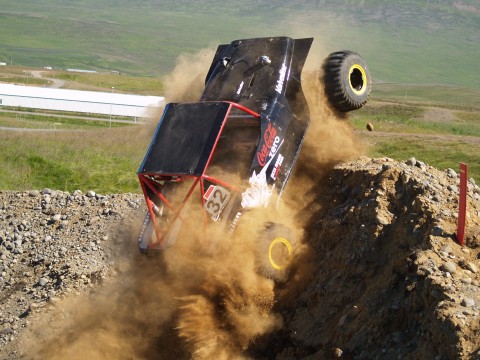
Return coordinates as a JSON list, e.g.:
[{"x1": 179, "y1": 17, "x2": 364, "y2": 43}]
[{"x1": 0, "y1": 84, "x2": 164, "y2": 118}]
